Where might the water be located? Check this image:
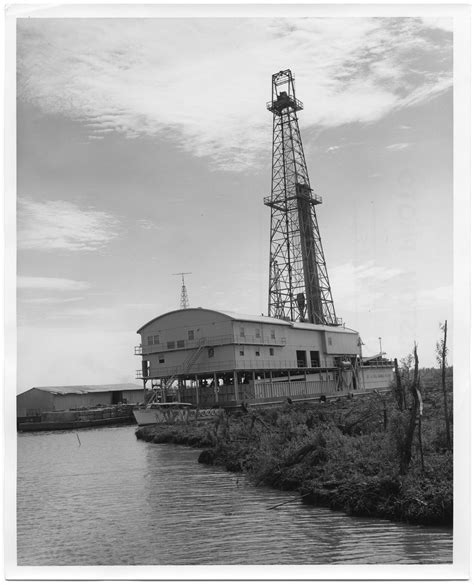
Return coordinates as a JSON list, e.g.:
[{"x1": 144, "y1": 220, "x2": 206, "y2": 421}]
[{"x1": 17, "y1": 426, "x2": 452, "y2": 565}]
